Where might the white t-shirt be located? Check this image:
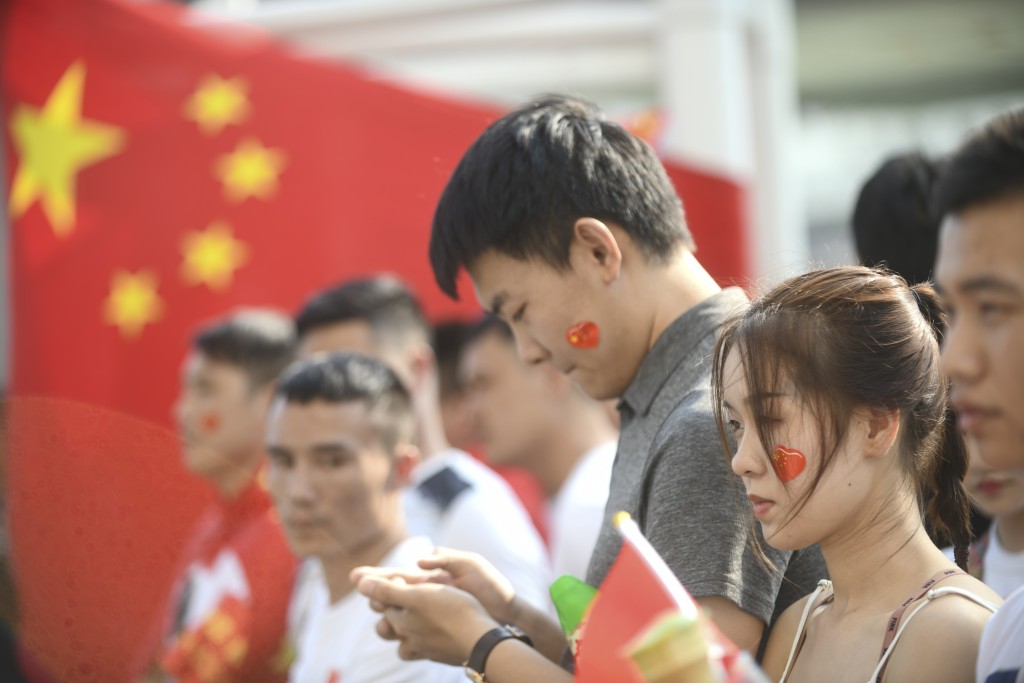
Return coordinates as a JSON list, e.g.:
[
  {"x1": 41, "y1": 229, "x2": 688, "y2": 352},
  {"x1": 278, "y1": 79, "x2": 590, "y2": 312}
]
[
  {"x1": 981, "y1": 522, "x2": 1024, "y2": 598},
  {"x1": 404, "y1": 449, "x2": 552, "y2": 611},
  {"x1": 976, "y1": 584, "x2": 1024, "y2": 683},
  {"x1": 549, "y1": 441, "x2": 616, "y2": 581},
  {"x1": 288, "y1": 536, "x2": 464, "y2": 683}
]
